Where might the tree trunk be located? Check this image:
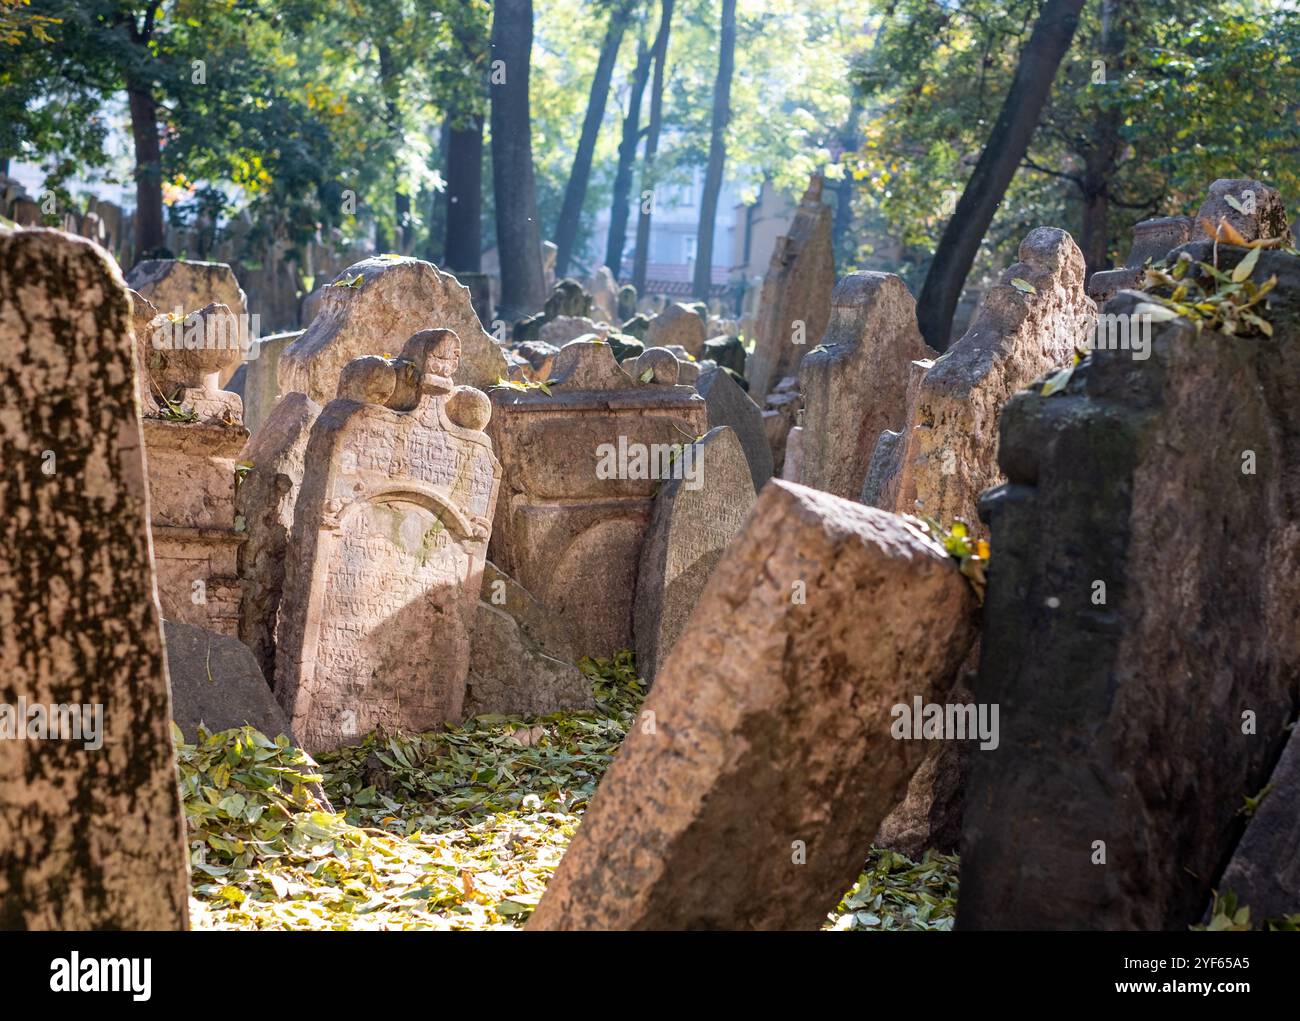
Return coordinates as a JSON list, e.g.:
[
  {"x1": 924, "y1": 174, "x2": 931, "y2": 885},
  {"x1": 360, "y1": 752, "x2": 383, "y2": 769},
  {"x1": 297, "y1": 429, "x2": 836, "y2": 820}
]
[
  {"x1": 605, "y1": 32, "x2": 653, "y2": 278},
  {"x1": 490, "y1": 0, "x2": 547, "y2": 320},
  {"x1": 915, "y1": 0, "x2": 1086, "y2": 351},
  {"x1": 1080, "y1": 0, "x2": 1130, "y2": 281},
  {"x1": 445, "y1": 113, "x2": 484, "y2": 272},
  {"x1": 632, "y1": 0, "x2": 675, "y2": 297},
  {"x1": 692, "y1": 0, "x2": 737, "y2": 303},
  {"x1": 555, "y1": 0, "x2": 635, "y2": 277},
  {"x1": 126, "y1": 78, "x2": 164, "y2": 260}
]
